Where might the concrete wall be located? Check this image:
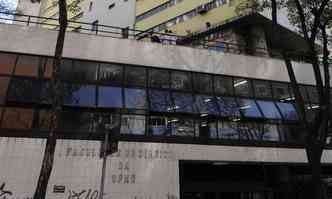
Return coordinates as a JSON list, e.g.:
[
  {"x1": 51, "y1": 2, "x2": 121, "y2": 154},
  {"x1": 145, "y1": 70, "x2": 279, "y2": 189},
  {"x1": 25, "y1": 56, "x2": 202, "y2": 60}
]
[
  {"x1": 1, "y1": 137, "x2": 332, "y2": 199},
  {"x1": 0, "y1": 24, "x2": 325, "y2": 86}
]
